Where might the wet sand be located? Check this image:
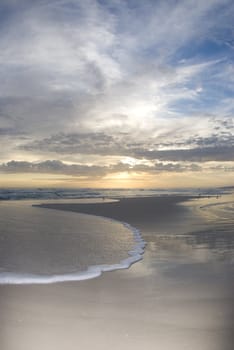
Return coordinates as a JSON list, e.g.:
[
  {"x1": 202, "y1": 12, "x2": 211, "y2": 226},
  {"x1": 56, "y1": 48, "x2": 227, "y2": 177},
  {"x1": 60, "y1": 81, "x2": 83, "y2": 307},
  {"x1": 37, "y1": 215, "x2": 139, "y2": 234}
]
[{"x1": 0, "y1": 195, "x2": 233, "y2": 350}]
